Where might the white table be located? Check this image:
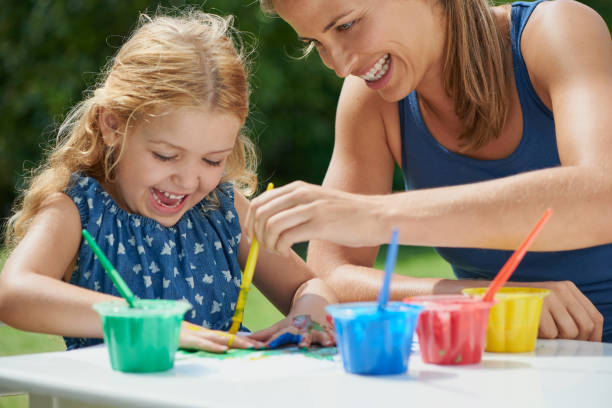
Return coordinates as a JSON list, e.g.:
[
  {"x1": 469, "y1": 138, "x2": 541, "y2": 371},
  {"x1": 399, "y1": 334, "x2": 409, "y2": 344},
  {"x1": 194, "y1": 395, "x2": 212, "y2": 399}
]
[{"x1": 0, "y1": 339, "x2": 611, "y2": 408}]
